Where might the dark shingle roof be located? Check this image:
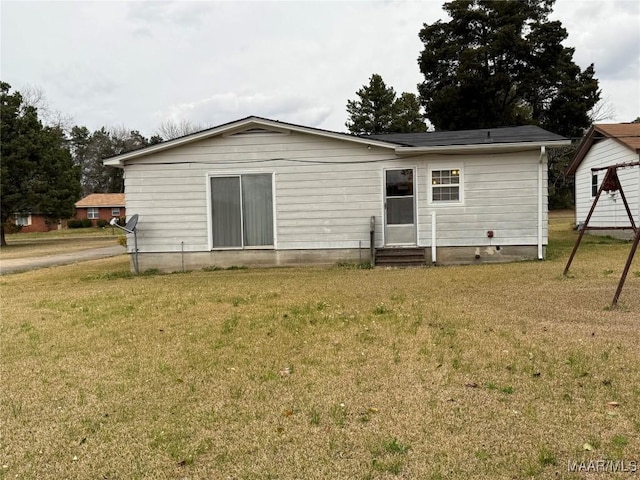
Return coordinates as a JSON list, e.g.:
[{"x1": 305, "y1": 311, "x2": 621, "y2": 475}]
[{"x1": 365, "y1": 125, "x2": 567, "y2": 147}]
